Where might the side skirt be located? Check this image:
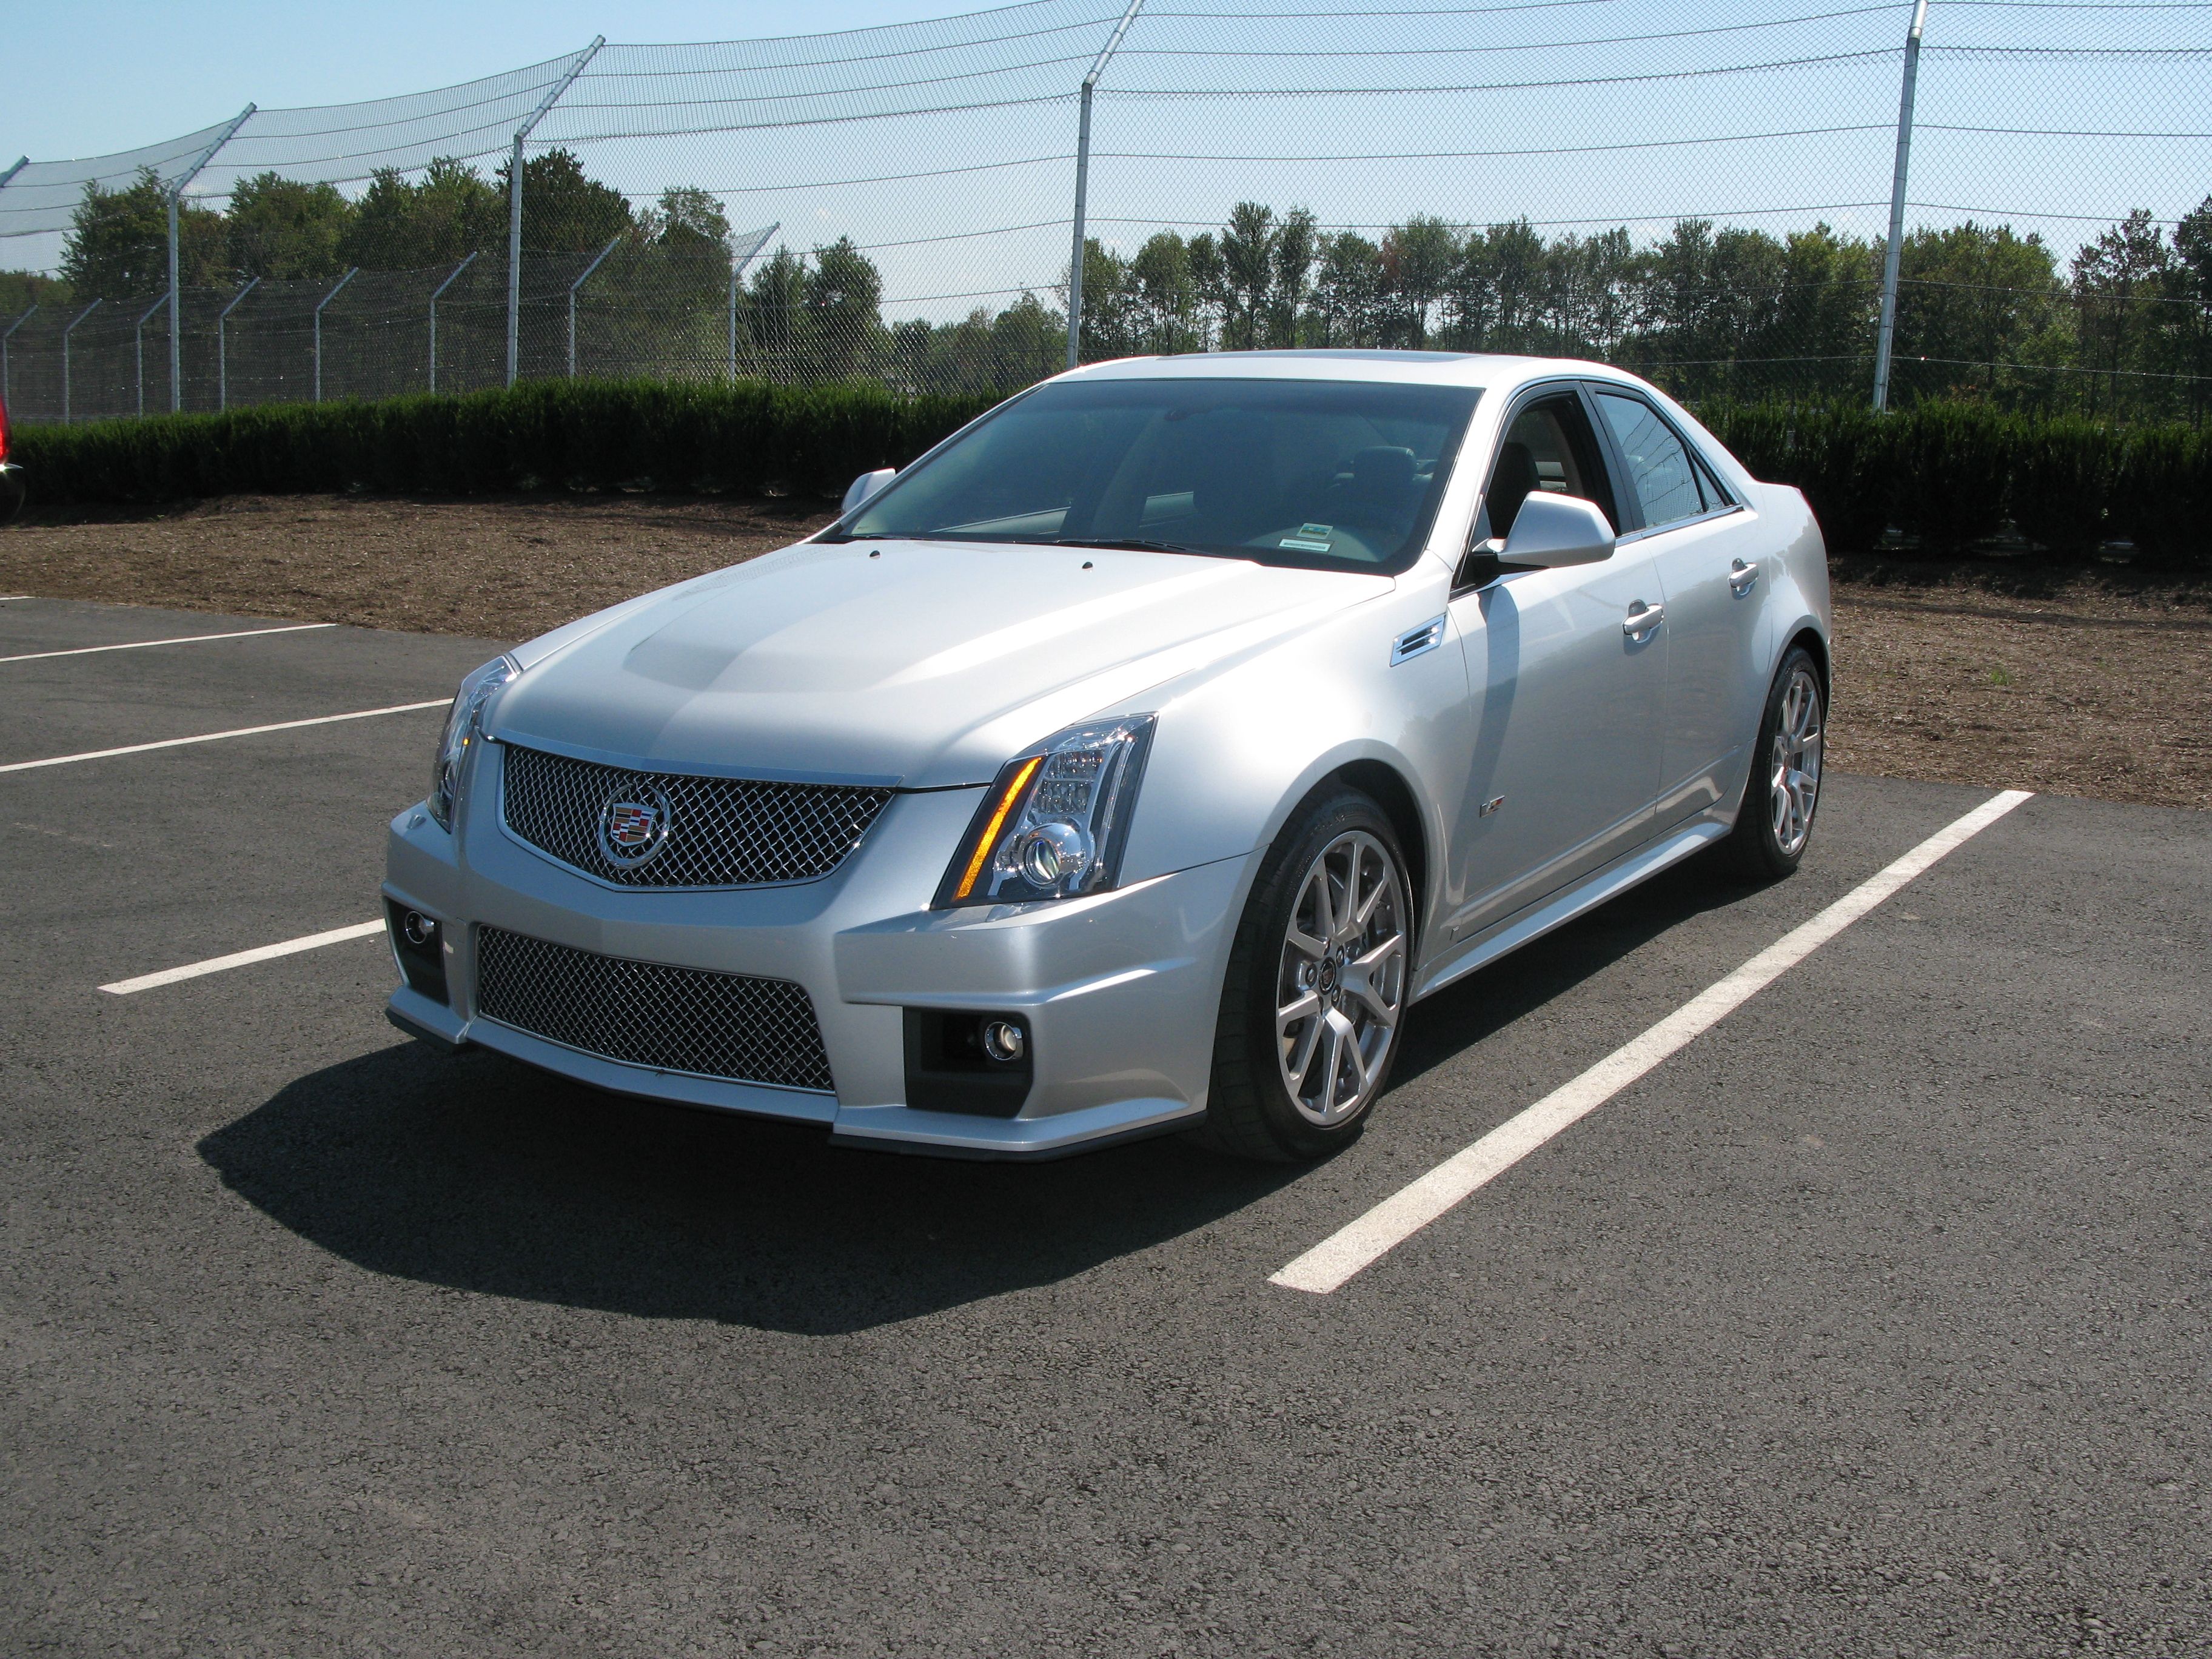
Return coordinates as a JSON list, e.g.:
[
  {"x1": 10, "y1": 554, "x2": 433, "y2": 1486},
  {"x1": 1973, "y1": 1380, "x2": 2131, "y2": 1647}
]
[{"x1": 1412, "y1": 817, "x2": 1729, "y2": 1003}]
